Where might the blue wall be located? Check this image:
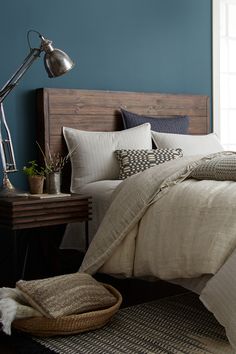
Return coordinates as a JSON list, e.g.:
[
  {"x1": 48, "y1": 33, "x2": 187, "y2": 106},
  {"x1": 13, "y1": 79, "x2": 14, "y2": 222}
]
[{"x1": 0, "y1": 0, "x2": 212, "y2": 190}]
